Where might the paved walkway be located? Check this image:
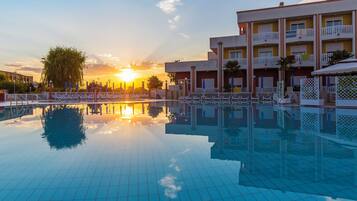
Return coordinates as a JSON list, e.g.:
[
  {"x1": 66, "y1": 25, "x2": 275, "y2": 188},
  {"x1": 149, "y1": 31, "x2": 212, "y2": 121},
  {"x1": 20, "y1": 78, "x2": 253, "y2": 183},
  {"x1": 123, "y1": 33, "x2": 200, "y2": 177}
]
[{"x1": 0, "y1": 99, "x2": 172, "y2": 107}]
